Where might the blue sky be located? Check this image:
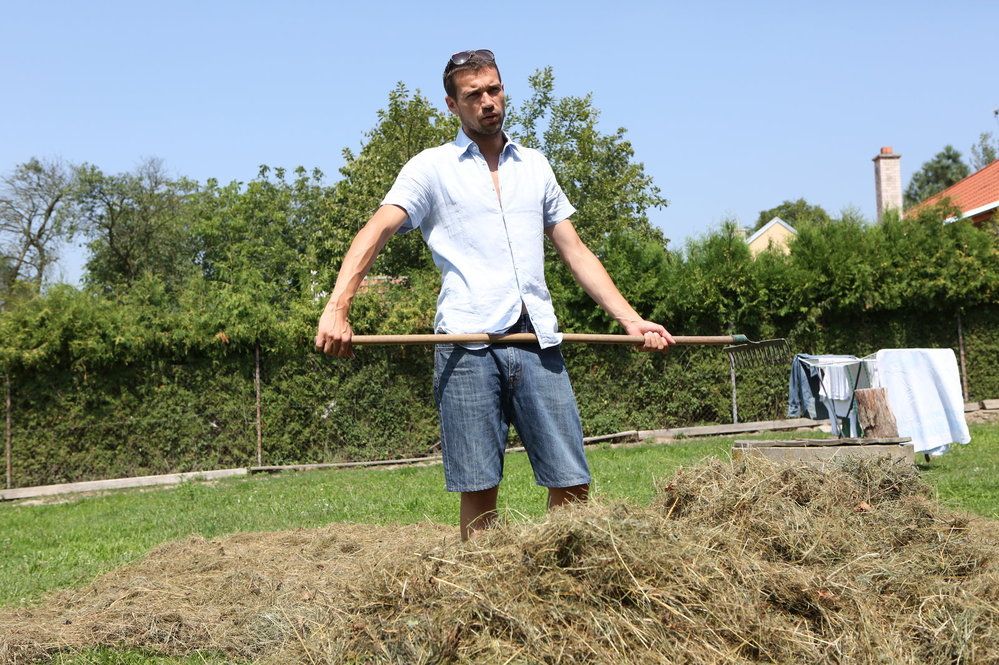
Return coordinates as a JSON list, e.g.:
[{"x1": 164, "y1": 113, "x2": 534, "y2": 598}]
[{"x1": 3, "y1": 1, "x2": 996, "y2": 283}]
